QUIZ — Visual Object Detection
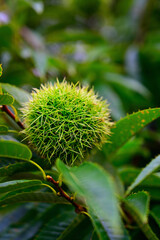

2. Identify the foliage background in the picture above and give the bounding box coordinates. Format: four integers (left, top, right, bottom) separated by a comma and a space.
0, 0, 160, 239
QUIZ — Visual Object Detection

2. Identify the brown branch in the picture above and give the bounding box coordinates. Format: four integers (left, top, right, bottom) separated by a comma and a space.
1, 105, 25, 129
46, 175, 87, 214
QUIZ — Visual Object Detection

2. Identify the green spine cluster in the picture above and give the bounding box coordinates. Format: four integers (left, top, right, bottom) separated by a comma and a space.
22, 81, 112, 166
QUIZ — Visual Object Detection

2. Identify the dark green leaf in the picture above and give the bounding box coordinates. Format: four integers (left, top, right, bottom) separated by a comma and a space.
119, 168, 160, 187
0, 192, 68, 207
104, 108, 160, 159
135, 187, 160, 201
0, 185, 44, 200
0, 94, 14, 105
122, 196, 158, 240
126, 191, 150, 223
36, 205, 76, 240
0, 205, 29, 235
0, 203, 56, 239
0, 162, 35, 177
0, 180, 42, 194
56, 159, 123, 239
126, 155, 160, 195
57, 215, 92, 240
91, 214, 110, 240
151, 206, 160, 228
0, 140, 32, 160
9, 204, 74, 240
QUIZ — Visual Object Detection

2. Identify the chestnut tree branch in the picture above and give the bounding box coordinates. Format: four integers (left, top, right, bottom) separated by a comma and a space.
46, 175, 87, 214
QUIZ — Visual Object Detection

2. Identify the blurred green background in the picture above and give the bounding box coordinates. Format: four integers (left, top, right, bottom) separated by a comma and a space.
0, 0, 160, 169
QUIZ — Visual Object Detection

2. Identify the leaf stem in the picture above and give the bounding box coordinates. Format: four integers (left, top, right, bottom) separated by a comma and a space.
46, 175, 87, 214
42, 183, 57, 195
1, 105, 25, 129
27, 159, 47, 180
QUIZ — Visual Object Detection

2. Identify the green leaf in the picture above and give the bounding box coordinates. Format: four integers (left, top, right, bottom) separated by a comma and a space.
0, 140, 32, 160
56, 159, 123, 240
0, 205, 31, 238
90, 214, 110, 240
0, 125, 8, 132
0, 185, 44, 200
150, 206, 160, 228
91, 214, 131, 240
1, 83, 30, 107
122, 196, 158, 240
36, 206, 76, 240
103, 108, 160, 159
0, 180, 42, 194
0, 94, 14, 105
57, 215, 92, 240
126, 155, 160, 195
119, 168, 160, 200
135, 187, 160, 201
0, 162, 35, 178
9, 205, 74, 240
126, 192, 150, 223
119, 168, 160, 187
0, 192, 68, 207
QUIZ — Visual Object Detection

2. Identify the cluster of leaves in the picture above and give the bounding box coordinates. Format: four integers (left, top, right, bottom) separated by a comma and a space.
1, 63, 160, 239
1, 0, 160, 239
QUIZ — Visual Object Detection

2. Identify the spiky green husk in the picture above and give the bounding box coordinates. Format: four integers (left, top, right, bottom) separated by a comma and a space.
22, 81, 111, 166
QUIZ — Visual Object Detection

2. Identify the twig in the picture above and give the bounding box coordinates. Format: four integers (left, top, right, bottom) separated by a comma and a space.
46, 175, 87, 214
1, 105, 25, 129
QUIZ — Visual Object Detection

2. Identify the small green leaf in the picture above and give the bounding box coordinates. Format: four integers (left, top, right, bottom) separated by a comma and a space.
0, 94, 14, 105
126, 155, 160, 195
0, 180, 42, 194
0, 125, 8, 132
104, 108, 160, 159
0, 192, 67, 207
126, 192, 150, 223
0, 140, 32, 160
56, 159, 123, 239
1, 83, 30, 107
